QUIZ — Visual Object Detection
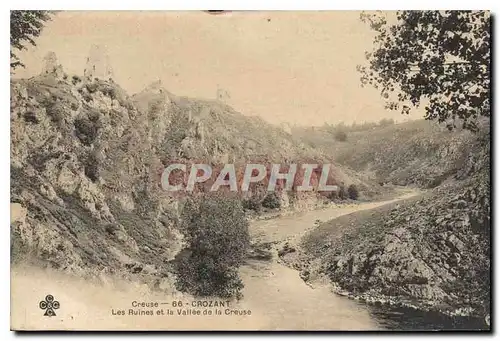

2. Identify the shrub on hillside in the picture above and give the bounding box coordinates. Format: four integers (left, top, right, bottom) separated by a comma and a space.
85, 82, 99, 94
242, 196, 261, 212
329, 184, 347, 201
11, 222, 30, 264
175, 193, 250, 298
23, 110, 38, 124
338, 184, 348, 200
84, 152, 100, 182
334, 130, 348, 142
45, 102, 66, 124
261, 192, 281, 209
81, 91, 93, 103
74, 116, 99, 146
347, 184, 359, 200
71, 75, 81, 85
97, 83, 118, 100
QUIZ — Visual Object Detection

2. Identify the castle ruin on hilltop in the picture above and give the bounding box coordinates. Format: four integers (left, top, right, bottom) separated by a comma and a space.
84, 44, 114, 80
41, 51, 64, 78
216, 85, 230, 103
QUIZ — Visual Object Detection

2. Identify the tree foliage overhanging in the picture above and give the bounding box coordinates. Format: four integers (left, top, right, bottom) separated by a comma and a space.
10, 10, 53, 70
358, 11, 490, 131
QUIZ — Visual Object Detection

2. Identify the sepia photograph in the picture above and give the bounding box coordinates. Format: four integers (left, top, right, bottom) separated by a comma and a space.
9, 9, 491, 331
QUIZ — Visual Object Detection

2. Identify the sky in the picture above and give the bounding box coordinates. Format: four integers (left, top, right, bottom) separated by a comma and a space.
13, 11, 422, 126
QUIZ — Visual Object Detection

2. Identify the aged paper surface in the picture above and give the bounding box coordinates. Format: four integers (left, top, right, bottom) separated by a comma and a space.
10, 10, 490, 331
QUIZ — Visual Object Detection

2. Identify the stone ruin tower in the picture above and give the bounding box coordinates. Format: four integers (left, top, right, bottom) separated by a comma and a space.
144, 79, 165, 95
41, 51, 64, 78
84, 44, 114, 80
216, 85, 230, 103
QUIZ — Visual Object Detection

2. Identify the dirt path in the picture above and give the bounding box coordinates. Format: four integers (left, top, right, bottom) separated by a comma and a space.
11, 189, 421, 331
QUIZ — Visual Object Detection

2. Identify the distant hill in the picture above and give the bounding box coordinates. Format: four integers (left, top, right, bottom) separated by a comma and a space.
294, 119, 481, 188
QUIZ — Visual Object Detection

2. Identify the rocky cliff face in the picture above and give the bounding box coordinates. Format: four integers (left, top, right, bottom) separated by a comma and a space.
10, 72, 183, 285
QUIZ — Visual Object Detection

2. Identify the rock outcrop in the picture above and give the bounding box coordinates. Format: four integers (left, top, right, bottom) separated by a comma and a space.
10, 75, 182, 283
301, 132, 490, 321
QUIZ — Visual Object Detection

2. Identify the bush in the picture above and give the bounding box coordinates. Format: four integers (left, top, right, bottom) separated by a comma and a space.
39, 96, 66, 124
261, 192, 281, 209
334, 130, 348, 142
378, 118, 395, 127
329, 184, 347, 201
347, 184, 359, 200
86, 83, 99, 94
74, 116, 99, 146
84, 152, 100, 182
11, 223, 30, 264
339, 185, 349, 200
175, 193, 250, 298
71, 75, 81, 85
23, 110, 38, 124
101, 86, 117, 100
82, 92, 93, 103
45, 102, 65, 123
87, 108, 101, 123
242, 196, 261, 212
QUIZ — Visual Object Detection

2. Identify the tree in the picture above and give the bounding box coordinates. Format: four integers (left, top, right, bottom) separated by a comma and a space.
333, 129, 348, 142
261, 192, 281, 209
347, 184, 359, 200
10, 10, 53, 69
378, 118, 395, 127
175, 193, 250, 298
329, 183, 347, 201
358, 11, 490, 131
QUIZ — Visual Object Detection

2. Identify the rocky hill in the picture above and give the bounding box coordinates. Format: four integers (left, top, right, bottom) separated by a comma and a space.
298, 128, 490, 322
10, 58, 380, 284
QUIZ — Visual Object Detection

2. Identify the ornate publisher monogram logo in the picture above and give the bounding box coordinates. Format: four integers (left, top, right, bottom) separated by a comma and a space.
39, 294, 60, 317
